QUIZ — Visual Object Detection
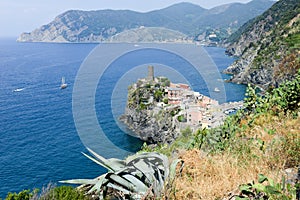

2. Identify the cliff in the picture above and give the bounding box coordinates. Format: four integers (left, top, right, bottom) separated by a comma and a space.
224, 0, 300, 89
17, 1, 274, 43
119, 75, 179, 144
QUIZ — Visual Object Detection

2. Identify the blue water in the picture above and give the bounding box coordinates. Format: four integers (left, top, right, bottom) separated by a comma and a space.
0, 38, 246, 198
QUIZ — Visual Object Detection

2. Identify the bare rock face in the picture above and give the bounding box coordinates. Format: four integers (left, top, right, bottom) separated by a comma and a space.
223, 0, 300, 90
17, 10, 108, 43
120, 107, 178, 144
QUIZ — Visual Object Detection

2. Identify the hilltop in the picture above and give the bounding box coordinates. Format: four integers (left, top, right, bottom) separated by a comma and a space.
108, 27, 189, 43
224, 0, 300, 89
17, 1, 274, 43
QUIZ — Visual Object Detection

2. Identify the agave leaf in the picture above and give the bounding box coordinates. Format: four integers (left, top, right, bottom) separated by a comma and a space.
106, 182, 131, 195
125, 152, 168, 166
87, 174, 107, 194
153, 168, 164, 195
86, 148, 125, 171
82, 152, 114, 171
125, 153, 147, 164
106, 182, 144, 200
108, 158, 126, 169
106, 173, 138, 192
130, 193, 143, 200
156, 168, 164, 187
62, 150, 173, 199
122, 174, 148, 194
126, 152, 169, 179
169, 159, 184, 182
59, 179, 98, 185
132, 159, 156, 185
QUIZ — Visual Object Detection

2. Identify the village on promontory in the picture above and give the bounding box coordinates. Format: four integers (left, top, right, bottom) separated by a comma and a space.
120, 66, 243, 144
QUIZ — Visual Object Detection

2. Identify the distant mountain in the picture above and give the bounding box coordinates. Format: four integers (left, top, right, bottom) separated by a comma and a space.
224, 0, 300, 89
108, 27, 188, 43
195, 0, 276, 41
17, 1, 274, 43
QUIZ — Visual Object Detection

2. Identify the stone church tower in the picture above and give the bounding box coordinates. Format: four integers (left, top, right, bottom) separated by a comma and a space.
147, 66, 154, 81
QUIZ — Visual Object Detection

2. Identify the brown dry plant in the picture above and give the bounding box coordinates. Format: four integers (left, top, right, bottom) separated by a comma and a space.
170, 114, 300, 200
171, 149, 281, 200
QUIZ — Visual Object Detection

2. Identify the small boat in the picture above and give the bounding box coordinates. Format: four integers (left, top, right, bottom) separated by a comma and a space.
60, 77, 68, 89
13, 88, 25, 92
214, 87, 220, 92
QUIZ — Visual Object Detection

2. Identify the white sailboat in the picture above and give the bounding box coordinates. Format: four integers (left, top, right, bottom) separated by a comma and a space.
214, 87, 220, 92
60, 77, 68, 89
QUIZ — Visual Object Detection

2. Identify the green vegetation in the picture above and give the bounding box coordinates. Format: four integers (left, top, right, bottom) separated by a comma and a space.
226, 0, 300, 88
160, 78, 170, 87
4, 186, 88, 200
227, 0, 299, 44
177, 115, 185, 122
5, 189, 38, 200
163, 98, 169, 104
142, 70, 300, 199
237, 174, 298, 199
127, 77, 170, 110
154, 89, 164, 102
183, 70, 299, 154
39, 186, 88, 200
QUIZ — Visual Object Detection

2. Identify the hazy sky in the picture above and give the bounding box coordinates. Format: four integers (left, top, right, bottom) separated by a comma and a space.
0, 0, 253, 37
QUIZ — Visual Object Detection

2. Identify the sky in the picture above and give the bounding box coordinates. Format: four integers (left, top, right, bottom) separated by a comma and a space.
0, 0, 253, 37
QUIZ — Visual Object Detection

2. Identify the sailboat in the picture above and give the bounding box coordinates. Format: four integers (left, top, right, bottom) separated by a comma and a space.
214, 87, 220, 92
60, 77, 68, 89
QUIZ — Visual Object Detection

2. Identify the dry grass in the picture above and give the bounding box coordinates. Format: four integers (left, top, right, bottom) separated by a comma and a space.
242, 113, 300, 168
170, 114, 300, 200
242, 112, 300, 141
171, 149, 280, 200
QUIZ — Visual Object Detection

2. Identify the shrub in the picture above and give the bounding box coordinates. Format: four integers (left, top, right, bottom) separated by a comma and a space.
5, 189, 38, 200
237, 174, 297, 199
163, 98, 168, 104
40, 186, 88, 200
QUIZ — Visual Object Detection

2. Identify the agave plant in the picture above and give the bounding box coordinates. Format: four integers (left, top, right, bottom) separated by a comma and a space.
60, 148, 183, 199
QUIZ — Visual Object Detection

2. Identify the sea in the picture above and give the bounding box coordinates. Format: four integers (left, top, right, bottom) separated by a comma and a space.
0, 38, 246, 198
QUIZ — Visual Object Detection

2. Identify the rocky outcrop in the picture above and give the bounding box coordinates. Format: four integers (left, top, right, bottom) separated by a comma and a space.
119, 74, 180, 144
224, 0, 300, 89
120, 107, 178, 144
